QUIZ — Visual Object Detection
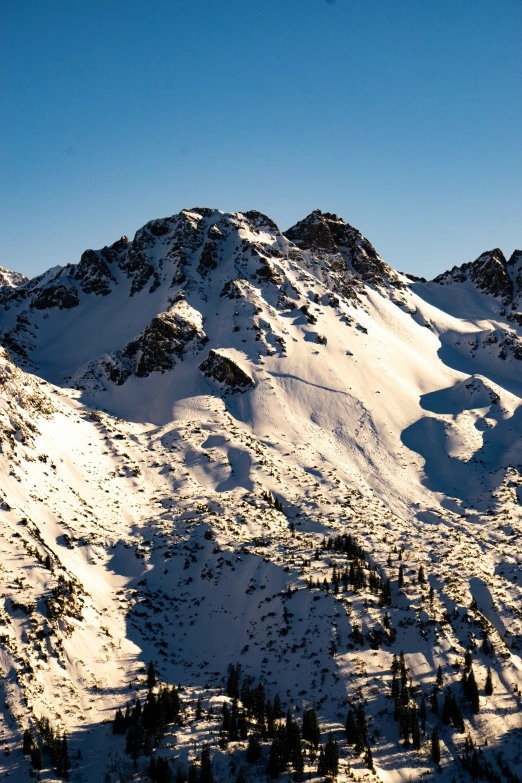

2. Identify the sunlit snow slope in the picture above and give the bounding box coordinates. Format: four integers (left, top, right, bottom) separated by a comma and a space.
0, 208, 520, 782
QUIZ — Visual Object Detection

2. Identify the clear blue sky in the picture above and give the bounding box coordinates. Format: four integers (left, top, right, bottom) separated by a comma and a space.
2, 0, 521, 279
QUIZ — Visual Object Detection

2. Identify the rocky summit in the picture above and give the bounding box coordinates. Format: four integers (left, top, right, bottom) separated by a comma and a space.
0, 208, 521, 782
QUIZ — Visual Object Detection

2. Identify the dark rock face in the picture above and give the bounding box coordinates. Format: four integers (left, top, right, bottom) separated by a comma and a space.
31, 284, 79, 310
243, 211, 280, 233
468, 250, 513, 301
105, 303, 207, 385
120, 229, 158, 297
285, 210, 338, 253
434, 248, 522, 305
75, 250, 116, 296
509, 250, 522, 300
284, 210, 400, 288
197, 239, 220, 277
199, 350, 254, 392
220, 280, 243, 299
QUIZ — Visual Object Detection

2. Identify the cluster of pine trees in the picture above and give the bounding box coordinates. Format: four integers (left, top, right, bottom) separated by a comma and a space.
112, 662, 181, 760
224, 664, 341, 781
414, 649, 503, 777
457, 735, 512, 783
171, 744, 215, 783
389, 651, 422, 750
309, 534, 393, 608
345, 704, 373, 770
322, 534, 365, 560
107, 650, 503, 783
22, 718, 71, 776
461, 649, 480, 714
316, 733, 339, 778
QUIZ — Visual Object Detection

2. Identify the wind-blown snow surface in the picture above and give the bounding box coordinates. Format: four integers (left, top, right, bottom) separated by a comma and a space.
0, 208, 521, 781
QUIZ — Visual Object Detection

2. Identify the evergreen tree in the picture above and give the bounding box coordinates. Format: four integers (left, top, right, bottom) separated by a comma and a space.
351, 622, 363, 645
411, 709, 421, 750
355, 704, 368, 754
379, 579, 392, 607
324, 732, 339, 776
149, 756, 173, 783
176, 767, 187, 783
364, 744, 374, 771
485, 667, 493, 696
316, 747, 326, 776
431, 727, 441, 766
435, 665, 444, 692
187, 763, 200, 783
471, 750, 480, 779
238, 713, 249, 740
235, 767, 247, 783
345, 709, 358, 746
418, 565, 426, 585
419, 696, 427, 731
453, 699, 465, 733
147, 661, 157, 691
442, 689, 465, 732
31, 745, 43, 771
441, 690, 452, 725
226, 664, 240, 699
399, 651, 408, 688
113, 708, 126, 734
464, 667, 480, 713
429, 586, 434, 604
195, 699, 203, 721
199, 745, 214, 783
23, 728, 34, 755
246, 732, 262, 763
430, 690, 439, 715
267, 740, 281, 779
302, 708, 320, 749
291, 742, 304, 782
265, 700, 275, 739
60, 734, 71, 777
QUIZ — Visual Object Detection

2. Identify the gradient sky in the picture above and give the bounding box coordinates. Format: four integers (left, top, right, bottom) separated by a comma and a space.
2, 0, 521, 279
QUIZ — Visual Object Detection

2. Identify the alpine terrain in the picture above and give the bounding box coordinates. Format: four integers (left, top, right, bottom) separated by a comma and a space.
0, 207, 521, 783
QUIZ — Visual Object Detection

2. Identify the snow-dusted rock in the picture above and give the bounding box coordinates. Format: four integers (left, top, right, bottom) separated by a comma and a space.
199, 349, 254, 391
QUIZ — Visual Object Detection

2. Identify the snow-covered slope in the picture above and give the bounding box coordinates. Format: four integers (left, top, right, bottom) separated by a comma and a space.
0, 265, 29, 289
0, 209, 521, 782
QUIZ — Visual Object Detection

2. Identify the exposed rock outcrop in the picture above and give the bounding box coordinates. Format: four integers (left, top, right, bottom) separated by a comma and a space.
285, 210, 401, 288
199, 350, 254, 392
0, 266, 28, 289
75, 249, 116, 296
104, 301, 207, 385
434, 248, 522, 306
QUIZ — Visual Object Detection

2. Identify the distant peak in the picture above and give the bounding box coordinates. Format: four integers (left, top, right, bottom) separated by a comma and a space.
434, 247, 516, 302
285, 210, 399, 287
0, 265, 29, 289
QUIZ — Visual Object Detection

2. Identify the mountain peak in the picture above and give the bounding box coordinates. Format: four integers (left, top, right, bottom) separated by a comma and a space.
0, 265, 29, 289
285, 210, 400, 286
434, 247, 520, 303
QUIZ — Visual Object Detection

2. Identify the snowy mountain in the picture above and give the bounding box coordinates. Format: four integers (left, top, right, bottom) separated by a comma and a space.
0, 265, 29, 289
0, 208, 521, 783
